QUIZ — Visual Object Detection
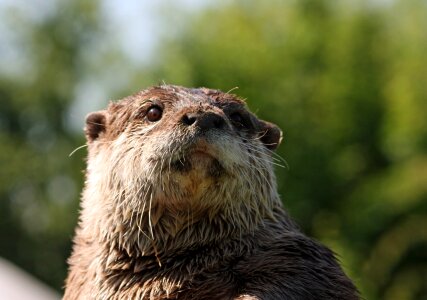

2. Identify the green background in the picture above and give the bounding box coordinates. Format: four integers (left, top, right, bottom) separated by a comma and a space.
1, 1, 426, 299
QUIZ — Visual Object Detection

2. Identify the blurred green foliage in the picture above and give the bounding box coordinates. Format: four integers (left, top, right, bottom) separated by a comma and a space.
1, 0, 426, 299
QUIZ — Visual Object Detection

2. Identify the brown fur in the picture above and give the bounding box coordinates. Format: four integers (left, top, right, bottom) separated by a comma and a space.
64, 85, 359, 299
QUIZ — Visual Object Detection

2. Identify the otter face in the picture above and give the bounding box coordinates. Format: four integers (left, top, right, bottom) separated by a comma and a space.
83, 85, 282, 242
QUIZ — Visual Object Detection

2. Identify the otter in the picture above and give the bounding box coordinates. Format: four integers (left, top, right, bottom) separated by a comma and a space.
64, 85, 359, 299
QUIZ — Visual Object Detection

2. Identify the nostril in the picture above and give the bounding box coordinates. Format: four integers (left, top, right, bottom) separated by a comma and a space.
182, 114, 197, 126
181, 112, 226, 130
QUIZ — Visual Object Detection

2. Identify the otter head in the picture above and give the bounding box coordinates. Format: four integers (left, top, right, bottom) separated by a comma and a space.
82, 85, 283, 255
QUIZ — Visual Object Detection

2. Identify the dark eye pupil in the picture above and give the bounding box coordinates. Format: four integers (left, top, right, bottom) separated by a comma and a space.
147, 106, 162, 122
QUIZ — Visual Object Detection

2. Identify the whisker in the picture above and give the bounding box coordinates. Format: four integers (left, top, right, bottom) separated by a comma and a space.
236, 141, 288, 169
69, 144, 88, 157
226, 86, 239, 94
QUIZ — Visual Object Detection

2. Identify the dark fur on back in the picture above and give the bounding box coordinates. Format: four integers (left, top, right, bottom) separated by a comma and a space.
64, 85, 359, 299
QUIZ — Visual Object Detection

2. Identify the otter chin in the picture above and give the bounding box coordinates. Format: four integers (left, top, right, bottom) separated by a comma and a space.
64, 85, 359, 300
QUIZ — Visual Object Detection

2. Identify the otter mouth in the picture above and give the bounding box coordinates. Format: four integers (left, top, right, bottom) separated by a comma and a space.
188, 143, 216, 159
170, 140, 225, 177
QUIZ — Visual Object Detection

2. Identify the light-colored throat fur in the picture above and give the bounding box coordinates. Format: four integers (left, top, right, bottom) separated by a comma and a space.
77, 128, 287, 261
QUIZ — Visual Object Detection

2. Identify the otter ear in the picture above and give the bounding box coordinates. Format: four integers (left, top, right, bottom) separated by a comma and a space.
85, 110, 107, 142
258, 120, 283, 151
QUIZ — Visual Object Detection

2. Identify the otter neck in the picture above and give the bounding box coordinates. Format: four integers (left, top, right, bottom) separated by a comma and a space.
81, 148, 286, 259
81, 185, 284, 260
106, 196, 283, 259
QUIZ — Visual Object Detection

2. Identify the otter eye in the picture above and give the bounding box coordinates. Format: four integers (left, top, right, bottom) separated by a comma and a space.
230, 112, 244, 126
146, 106, 163, 122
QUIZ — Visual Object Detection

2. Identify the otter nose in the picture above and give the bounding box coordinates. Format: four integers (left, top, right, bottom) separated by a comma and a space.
181, 112, 226, 130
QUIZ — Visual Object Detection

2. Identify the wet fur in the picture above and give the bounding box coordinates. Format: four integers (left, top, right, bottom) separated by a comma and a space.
64, 85, 359, 299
